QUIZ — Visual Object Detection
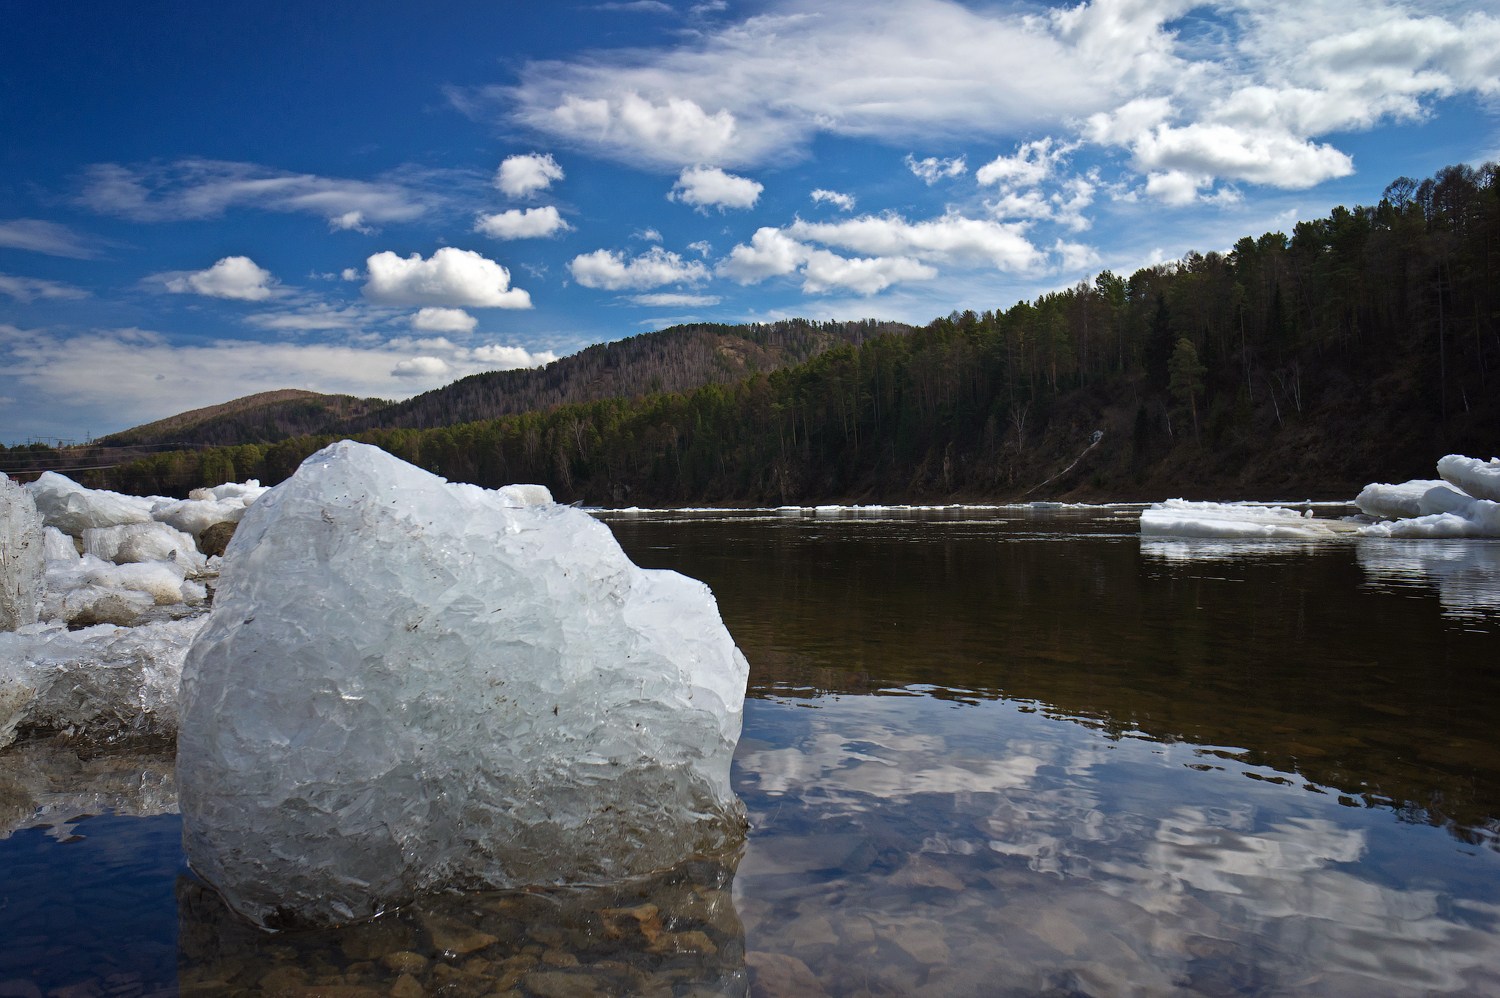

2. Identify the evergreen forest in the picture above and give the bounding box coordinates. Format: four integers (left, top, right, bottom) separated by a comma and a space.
12, 164, 1500, 505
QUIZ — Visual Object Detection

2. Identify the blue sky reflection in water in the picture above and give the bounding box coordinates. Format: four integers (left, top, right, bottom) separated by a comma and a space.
3, 508, 1500, 995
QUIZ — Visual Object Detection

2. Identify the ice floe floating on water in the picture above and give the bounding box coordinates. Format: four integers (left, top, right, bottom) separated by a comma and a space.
1142, 454, 1500, 541
177, 440, 748, 928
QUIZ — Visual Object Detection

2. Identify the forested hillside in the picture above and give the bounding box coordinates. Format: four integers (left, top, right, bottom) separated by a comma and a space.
352, 319, 912, 431
97, 390, 390, 448
97, 164, 1500, 503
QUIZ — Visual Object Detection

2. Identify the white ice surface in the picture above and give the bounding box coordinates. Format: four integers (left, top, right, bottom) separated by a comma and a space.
1140, 499, 1356, 540
495, 483, 553, 506
1355, 480, 1447, 520
1, 473, 45, 631
82, 522, 206, 574
0, 617, 204, 749
26, 472, 160, 535
0, 473, 256, 751
150, 497, 249, 538
177, 440, 748, 928
1359, 500, 1500, 538
1144, 455, 1500, 543
1438, 455, 1500, 503
42, 527, 79, 563
189, 480, 267, 503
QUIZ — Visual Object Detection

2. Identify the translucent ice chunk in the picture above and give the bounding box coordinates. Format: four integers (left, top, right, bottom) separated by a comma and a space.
43, 526, 80, 563
188, 480, 266, 503
1, 473, 44, 632
26, 471, 158, 535
0, 617, 205, 749
178, 441, 749, 928
151, 497, 250, 538
82, 522, 207, 574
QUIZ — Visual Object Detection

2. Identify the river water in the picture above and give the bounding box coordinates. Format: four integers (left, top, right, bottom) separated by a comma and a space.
3, 506, 1500, 996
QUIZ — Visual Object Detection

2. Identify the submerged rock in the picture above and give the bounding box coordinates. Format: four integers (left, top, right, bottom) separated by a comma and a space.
177, 440, 749, 928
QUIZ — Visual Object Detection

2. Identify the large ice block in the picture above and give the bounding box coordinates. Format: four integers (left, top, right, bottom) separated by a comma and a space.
177, 441, 749, 928
1, 473, 44, 632
1438, 454, 1500, 503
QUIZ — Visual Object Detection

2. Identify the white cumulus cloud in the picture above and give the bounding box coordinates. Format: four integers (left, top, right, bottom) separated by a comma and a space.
363, 247, 532, 309
787, 212, 1045, 271
1131, 122, 1355, 193
976, 138, 1073, 188
669, 165, 763, 211
163, 256, 277, 301
411, 307, 478, 333
540, 91, 741, 169
568, 246, 710, 290
392, 356, 452, 378
811, 189, 856, 211
717, 227, 936, 295
495, 153, 565, 197
474, 205, 572, 239
801, 250, 935, 295
905, 154, 967, 184
717, 227, 809, 284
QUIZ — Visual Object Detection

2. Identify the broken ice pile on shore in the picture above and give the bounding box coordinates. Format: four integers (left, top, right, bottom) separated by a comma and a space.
178, 440, 749, 928
0, 470, 265, 748
25, 470, 266, 628
1141, 454, 1500, 540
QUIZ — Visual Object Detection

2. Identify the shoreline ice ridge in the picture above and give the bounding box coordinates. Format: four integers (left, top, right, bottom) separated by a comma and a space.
1141, 454, 1500, 541
0, 469, 267, 749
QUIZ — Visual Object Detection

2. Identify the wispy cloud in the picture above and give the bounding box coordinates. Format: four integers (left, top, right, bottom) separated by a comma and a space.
0, 273, 89, 302
78, 158, 432, 229
595, 0, 674, 12
0, 219, 103, 259
627, 292, 722, 307
786, 212, 1045, 271
473, 0, 1500, 202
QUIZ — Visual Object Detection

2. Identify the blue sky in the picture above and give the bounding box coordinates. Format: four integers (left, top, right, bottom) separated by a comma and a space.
2, 0, 1497, 444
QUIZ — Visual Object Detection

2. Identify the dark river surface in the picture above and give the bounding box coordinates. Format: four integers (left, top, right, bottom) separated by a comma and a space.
4, 505, 1500, 996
